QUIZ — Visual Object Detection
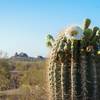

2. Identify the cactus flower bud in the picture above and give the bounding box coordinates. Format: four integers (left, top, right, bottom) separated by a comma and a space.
83, 18, 91, 29
93, 26, 99, 34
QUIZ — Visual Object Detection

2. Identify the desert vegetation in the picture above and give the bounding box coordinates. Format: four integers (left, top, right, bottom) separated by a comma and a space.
0, 58, 48, 100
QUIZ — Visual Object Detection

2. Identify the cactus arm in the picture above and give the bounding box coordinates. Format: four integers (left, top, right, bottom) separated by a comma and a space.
46, 34, 55, 48
71, 40, 75, 100
81, 54, 87, 100
90, 27, 99, 41
48, 33, 66, 100
92, 56, 98, 100
48, 34, 71, 100
83, 18, 91, 30
75, 40, 82, 99
71, 40, 82, 100
80, 45, 98, 100
96, 30, 100, 55
85, 52, 93, 99
48, 40, 60, 100
60, 38, 71, 100
56, 37, 71, 100
46, 41, 53, 48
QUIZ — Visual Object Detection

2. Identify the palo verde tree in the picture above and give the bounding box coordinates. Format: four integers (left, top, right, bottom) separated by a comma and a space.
46, 18, 100, 100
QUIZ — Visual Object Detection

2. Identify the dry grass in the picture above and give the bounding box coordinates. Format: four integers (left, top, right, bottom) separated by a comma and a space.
0, 59, 49, 100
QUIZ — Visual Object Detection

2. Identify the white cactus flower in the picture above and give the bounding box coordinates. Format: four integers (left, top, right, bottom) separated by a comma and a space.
65, 26, 84, 40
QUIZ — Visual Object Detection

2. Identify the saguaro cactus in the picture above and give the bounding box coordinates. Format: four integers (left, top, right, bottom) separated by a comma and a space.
47, 19, 99, 100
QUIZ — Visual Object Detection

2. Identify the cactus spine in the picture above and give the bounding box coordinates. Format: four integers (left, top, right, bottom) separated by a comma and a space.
48, 19, 99, 100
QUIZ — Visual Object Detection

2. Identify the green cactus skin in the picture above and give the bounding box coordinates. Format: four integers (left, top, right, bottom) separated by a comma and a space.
70, 40, 82, 100
90, 26, 99, 41
84, 28, 92, 39
81, 51, 97, 100
48, 33, 64, 100
48, 38, 98, 100
83, 18, 91, 30
93, 27, 99, 34
48, 32, 71, 100
46, 34, 55, 48
48, 19, 99, 100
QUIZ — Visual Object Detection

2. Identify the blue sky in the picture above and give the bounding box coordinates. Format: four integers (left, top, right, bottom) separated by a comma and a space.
0, 0, 100, 57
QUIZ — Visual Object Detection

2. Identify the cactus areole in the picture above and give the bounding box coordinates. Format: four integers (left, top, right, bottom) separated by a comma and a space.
48, 25, 98, 100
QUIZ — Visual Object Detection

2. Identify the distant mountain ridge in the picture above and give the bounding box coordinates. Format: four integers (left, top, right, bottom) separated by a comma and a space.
10, 52, 45, 61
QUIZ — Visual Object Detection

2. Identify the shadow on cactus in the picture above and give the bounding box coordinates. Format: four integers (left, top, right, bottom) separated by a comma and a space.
46, 18, 100, 100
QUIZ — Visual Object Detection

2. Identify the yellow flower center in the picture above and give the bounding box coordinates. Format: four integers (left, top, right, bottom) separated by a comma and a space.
70, 30, 78, 36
